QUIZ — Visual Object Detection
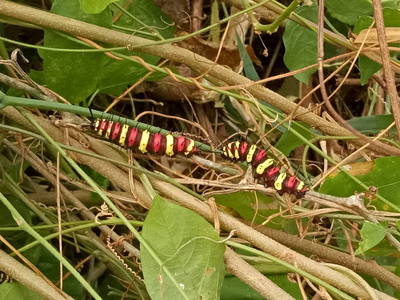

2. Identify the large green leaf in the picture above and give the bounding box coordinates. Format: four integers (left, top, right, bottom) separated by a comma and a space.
79, 0, 118, 14
347, 115, 395, 134
0, 283, 42, 300
325, 0, 372, 25
355, 221, 387, 255
382, 0, 400, 9
274, 122, 313, 156
111, 0, 175, 40
215, 192, 278, 224
41, 0, 112, 104
97, 0, 175, 95
283, 5, 337, 84
141, 196, 225, 300
319, 156, 400, 211
221, 276, 264, 300
221, 274, 302, 299
381, 7, 400, 27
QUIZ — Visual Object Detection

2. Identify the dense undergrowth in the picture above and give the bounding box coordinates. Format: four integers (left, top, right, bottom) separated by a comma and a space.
0, 0, 399, 299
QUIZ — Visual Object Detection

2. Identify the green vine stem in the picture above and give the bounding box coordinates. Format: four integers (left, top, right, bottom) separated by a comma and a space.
247, 0, 303, 34
0, 91, 216, 153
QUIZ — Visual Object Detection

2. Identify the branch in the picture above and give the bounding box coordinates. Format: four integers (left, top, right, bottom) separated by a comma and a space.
224, 247, 295, 299
0, 249, 74, 300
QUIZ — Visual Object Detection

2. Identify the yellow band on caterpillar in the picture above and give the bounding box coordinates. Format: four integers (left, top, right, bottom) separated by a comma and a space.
119, 124, 129, 146
274, 172, 287, 190
246, 144, 257, 163
166, 134, 174, 156
105, 121, 113, 139
139, 130, 150, 153
297, 181, 305, 192
223, 146, 229, 157
95, 119, 101, 132
226, 142, 234, 159
185, 139, 195, 155
234, 141, 240, 159
255, 159, 274, 175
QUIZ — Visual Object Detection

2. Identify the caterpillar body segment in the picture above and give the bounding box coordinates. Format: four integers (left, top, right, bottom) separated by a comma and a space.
221, 141, 308, 198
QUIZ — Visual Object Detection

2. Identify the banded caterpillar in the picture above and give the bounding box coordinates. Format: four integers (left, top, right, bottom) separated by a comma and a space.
90, 118, 197, 157
0, 272, 12, 284
222, 141, 308, 198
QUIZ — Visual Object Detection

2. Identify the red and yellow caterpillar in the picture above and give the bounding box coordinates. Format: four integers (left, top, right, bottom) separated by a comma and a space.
222, 141, 307, 198
90, 118, 197, 157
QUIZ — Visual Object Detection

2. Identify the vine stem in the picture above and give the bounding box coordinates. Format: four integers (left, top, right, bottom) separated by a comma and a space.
255, 0, 302, 33
0, 91, 217, 152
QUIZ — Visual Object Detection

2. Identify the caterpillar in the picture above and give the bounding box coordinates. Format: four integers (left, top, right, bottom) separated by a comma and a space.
0, 272, 12, 284
90, 118, 197, 157
222, 141, 308, 198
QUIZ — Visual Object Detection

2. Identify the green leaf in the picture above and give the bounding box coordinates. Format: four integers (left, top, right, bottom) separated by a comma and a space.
319, 156, 400, 211
355, 221, 387, 255
221, 276, 264, 300
112, 0, 175, 40
347, 115, 395, 134
382, 7, 400, 26
97, 58, 157, 94
0, 283, 42, 300
274, 122, 313, 156
353, 14, 381, 85
98, 0, 175, 95
222, 274, 302, 300
236, 33, 259, 81
325, 0, 372, 25
214, 192, 289, 230
353, 16, 373, 34
79, 0, 118, 14
382, 0, 400, 9
141, 196, 225, 300
283, 5, 337, 84
41, 0, 111, 104
359, 56, 381, 85
0, 195, 31, 228
353, 9, 400, 85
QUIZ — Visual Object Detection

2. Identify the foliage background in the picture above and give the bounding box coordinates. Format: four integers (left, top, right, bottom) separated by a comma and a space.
0, 0, 399, 299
